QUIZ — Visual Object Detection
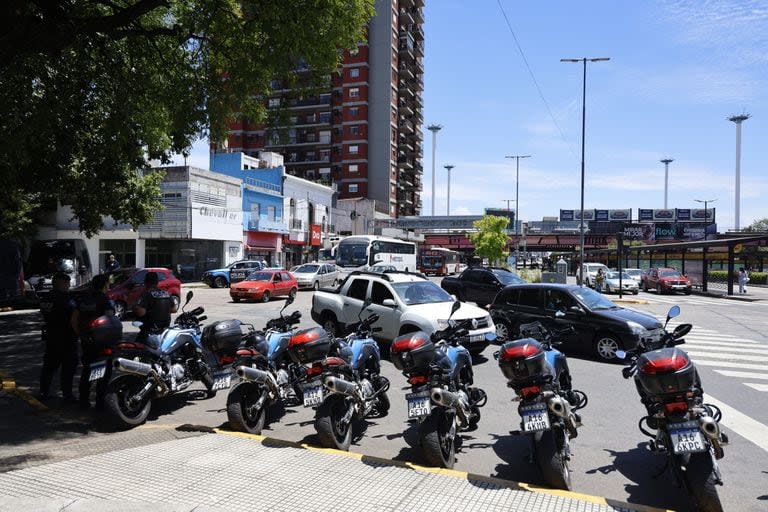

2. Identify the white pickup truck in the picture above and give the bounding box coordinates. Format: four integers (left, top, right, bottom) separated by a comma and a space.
310, 271, 495, 354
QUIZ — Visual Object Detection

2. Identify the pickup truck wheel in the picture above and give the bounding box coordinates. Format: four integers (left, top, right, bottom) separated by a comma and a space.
214, 276, 228, 288
322, 315, 339, 338
495, 320, 511, 343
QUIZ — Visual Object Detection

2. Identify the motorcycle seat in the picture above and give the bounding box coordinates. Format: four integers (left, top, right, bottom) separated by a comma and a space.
144, 334, 161, 350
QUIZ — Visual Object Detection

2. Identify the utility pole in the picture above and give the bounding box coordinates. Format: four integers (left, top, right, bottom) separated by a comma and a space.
728, 113, 750, 231
561, 56, 610, 286
444, 164, 455, 215
660, 158, 673, 209
427, 124, 443, 217
695, 198, 717, 240
505, 155, 531, 263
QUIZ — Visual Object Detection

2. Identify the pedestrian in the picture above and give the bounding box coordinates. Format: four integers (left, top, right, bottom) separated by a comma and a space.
260, 257, 268, 270
595, 268, 606, 293
105, 254, 120, 276
38, 272, 78, 401
133, 271, 177, 342
71, 274, 115, 409
738, 267, 749, 294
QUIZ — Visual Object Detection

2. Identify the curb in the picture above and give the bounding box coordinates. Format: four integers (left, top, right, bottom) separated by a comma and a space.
181, 282, 211, 289
0, 370, 48, 412
612, 298, 650, 304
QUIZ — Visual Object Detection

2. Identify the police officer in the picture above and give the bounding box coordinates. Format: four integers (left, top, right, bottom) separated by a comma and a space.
39, 273, 78, 401
71, 273, 115, 409
133, 271, 177, 341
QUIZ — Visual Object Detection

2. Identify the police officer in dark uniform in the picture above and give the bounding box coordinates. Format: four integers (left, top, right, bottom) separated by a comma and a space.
71, 273, 115, 409
134, 271, 177, 341
39, 272, 78, 401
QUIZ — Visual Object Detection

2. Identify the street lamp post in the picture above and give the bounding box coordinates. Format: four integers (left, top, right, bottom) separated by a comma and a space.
728, 113, 750, 231
444, 164, 455, 215
505, 155, 531, 263
695, 198, 717, 240
561, 56, 610, 287
660, 158, 673, 209
427, 124, 443, 216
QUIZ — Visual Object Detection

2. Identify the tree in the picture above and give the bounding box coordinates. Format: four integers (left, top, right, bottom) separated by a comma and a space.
0, 0, 374, 239
743, 218, 768, 233
469, 215, 509, 265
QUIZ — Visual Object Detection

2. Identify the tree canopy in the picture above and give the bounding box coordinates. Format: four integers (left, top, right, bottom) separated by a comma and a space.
469, 215, 509, 264
743, 218, 768, 233
0, 0, 374, 239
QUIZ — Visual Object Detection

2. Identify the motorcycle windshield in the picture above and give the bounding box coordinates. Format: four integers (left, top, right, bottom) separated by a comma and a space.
160, 328, 198, 354
267, 331, 292, 361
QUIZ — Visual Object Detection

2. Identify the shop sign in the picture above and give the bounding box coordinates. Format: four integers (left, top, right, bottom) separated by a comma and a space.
192, 203, 243, 240
310, 224, 322, 246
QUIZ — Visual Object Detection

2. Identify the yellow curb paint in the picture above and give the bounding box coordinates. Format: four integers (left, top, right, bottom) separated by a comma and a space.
0, 370, 49, 411
211, 427, 671, 512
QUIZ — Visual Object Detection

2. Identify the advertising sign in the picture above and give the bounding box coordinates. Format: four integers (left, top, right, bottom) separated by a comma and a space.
310, 224, 322, 246
595, 209, 609, 221
574, 209, 595, 221
638, 209, 654, 221
692, 208, 715, 222
191, 203, 243, 241
608, 209, 631, 221
676, 209, 691, 221
682, 225, 706, 241
654, 223, 680, 240
652, 209, 676, 222
560, 209, 574, 221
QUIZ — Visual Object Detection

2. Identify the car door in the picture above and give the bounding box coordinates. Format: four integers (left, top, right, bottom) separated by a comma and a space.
543, 289, 581, 346
318, 265, 329, 288
515, 288, 545, 335
478, 271, 503, 305
126, 270, 147, 306
461, 269, 484, 303
367, 281, 400, 341
229, 262, 249, 284
342, 278, 370, 326
281, 272, 294, 294
270, 272, 282, 296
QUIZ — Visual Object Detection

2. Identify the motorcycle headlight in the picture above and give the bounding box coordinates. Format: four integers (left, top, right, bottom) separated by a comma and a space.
627, 321, 646, 336
436, 319, 449, 329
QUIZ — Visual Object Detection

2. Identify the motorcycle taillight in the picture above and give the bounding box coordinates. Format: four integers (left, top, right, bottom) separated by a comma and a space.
408, 374, 428, 386
306, 363, 322, 377
664, 401, 688, 414
99, 347, 113, 356
519, 385, 541, 398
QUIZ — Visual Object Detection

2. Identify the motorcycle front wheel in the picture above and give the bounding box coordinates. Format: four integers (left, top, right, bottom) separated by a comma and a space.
680, 452, 723, 512
534, 427, 572, 490
226, 383, 268, 435
419, 408, 457, 468
315, 395, 352, 451
104, 376, 152, 430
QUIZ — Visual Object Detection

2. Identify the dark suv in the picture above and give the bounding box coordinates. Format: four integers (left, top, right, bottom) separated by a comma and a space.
440, 267, 525, 307
489, 283, 662, 361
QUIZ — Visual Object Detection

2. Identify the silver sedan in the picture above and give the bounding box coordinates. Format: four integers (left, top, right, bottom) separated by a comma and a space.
603, 271, 639, 294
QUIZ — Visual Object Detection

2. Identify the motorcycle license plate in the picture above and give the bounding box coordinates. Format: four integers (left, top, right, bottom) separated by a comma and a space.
669, 422, 706, 454
89, 361, 107, 382
406, 391, 431, 419
303, 381, 324, 407
520, 402, 551, 432
211, 371, 232, 391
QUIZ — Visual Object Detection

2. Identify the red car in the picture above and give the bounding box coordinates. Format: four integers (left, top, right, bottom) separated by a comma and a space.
107, 267, 182, 319
642, 267, 692, 295
229, 270, 298, 303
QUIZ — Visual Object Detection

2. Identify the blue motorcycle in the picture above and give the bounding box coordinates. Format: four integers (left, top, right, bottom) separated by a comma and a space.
106, 291, 225, 429
308, 299, 390, 450
494, 320, 587, 490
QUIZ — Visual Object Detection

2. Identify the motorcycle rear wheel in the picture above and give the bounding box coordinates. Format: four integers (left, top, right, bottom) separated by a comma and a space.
681, 452, 723, 512
315, 395, 352, 451
226, 383, 268, 435
419, 408, 457, 468
105, 376, 152, 430
534, 427, 572, 490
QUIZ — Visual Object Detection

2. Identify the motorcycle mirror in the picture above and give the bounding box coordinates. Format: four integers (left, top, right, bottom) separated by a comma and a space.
449, 300, 461, 319
555, 310, 565, 318
131, 320, 143, 328
185, 290, 193, 305
615, 350, 627, 360
286, 295, 294, 306
666, 305, 680, 321
672, 323, 692, 339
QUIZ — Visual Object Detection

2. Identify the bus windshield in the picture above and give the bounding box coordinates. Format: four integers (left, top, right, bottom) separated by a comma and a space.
336, 243, 368, 267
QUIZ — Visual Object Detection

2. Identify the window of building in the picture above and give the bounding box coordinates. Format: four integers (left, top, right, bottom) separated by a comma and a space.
268, 98, 280, 108
349, 87, 359, 98
350, 68, 360, 78
349, 184, 359, 193
349, 164, 359, 173
320, 93, 331, 104
349, 107, 359, 117
319, 112, 331, 123
319, 130, 331, 144
349, 145, 359, 154
349, 125, 360, 136
267, 206, 276, 221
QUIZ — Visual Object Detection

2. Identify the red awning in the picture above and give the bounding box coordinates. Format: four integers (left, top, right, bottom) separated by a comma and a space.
246, 231, 280, 250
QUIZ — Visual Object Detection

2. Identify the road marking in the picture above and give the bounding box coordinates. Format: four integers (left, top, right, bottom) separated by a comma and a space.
704, 393, 768, 453
687, 351, 768, 363
744, 383, 768, 392
716, 370, 768, 380
683, 337, 759, 345
684, 344, 768, 355
695, 360, 768, 371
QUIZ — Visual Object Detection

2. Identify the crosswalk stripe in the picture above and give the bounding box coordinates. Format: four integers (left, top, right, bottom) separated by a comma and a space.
744, 383, 768, 392
684, 339, 765, 349
684, 344, 768, 355
716, 370, 768, 380
686, 351, 768, 362
693, 360, 768, 371
683, 332, 744, 340
704, 393, 768, 453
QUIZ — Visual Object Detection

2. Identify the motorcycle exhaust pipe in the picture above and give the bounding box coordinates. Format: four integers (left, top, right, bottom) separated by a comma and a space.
113, 358, 153, 377
699, 415, 721, 441
323, 376, 359, 398
236, 366, 279, 395
431, 387, 460, 409
547, 395, 571, 419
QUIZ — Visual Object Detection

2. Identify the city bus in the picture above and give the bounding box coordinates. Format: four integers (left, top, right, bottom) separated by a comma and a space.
419, 247, 461, 276
334, 235, 417, 273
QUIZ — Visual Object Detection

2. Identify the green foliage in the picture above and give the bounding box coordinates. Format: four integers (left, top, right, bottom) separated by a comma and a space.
0, 0, 374, 237
708, 270, 766, 285
742, 218, 768, 233
518, 269, 541, 283
469, 215, 509, 265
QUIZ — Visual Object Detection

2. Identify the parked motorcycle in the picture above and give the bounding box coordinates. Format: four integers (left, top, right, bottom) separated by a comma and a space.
616, 305, 728, 512
105, 291, 224, 429
494, 320, 588, 490
308, 300, 391, 450
391, 300, 489, 468
226, 296, 307, 434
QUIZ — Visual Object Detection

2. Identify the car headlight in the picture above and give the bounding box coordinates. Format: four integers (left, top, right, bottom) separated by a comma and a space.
437, 319, 449, 329
627, 321, 646, 335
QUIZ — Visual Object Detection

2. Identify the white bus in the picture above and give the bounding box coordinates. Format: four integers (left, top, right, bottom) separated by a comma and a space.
335, 236, 417, 273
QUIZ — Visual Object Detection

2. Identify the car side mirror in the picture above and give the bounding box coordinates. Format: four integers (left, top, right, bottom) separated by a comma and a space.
555, 310, 565, 318
569, 305, 585, 315
382, 298, 397, 308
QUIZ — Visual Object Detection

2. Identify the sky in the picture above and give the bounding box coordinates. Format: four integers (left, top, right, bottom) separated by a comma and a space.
177, 0, 768, 232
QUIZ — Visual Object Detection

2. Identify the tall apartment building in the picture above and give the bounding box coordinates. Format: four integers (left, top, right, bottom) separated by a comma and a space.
221, 0, 424, 218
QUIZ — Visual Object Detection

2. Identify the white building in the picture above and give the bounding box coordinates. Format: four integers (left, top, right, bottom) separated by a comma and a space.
283, 175, 335, 266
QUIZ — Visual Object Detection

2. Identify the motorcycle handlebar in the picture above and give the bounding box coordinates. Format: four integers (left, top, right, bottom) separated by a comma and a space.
189, 306, 205, 316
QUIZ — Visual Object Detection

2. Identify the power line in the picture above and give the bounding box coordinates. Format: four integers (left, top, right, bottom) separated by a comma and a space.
495, 0, 578, 159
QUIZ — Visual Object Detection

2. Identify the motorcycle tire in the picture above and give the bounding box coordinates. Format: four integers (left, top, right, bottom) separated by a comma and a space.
226, 383, 268, 435
104, 376, 152, 430
681, 452, 723, 512
534, 427, 572, 490
419, 408, 457, 468
315, 395, 352, 451
373, 390, 390, 417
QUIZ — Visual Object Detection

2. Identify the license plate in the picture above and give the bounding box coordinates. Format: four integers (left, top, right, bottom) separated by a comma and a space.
211, 371, 232, 391
469, 334, 484, 342
89, 361, 107, 381
303, 381, 324, 407
669, 422, 706, 454
406, 391, 431, 419
520, 402, 551, 432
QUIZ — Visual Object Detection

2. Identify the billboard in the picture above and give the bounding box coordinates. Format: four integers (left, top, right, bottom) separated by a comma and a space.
575, 209, 595, 221
638, 209, 654, 221
608, 209, 631, 221
560, 209, 574, 221
691, 208, 715, 222
652, 209, 676, 222
310, 224, 322, 246
595, 209, 609, 221
676, 209, 691, 221
623, 223, 656, 241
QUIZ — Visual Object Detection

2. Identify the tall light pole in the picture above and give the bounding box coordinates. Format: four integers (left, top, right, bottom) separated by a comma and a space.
561, 56, 610, 286
695, 198, 717, 240
427, 124, 443, 216
505, 155, 531, 262
728, 113, 750, 231
660, 158, 673, 208
444, 165, 456, 215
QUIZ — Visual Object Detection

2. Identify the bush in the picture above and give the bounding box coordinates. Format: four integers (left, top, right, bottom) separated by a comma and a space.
707, 270, 766, 284
518, 269, 541, 283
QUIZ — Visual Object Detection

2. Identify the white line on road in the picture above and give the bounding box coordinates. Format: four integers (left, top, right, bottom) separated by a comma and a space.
681, 332, 744, 340
716, 370, 768, 380
687, 351, 768, 362
695, 360, 768, 371
704, 393, 768, 453
685, 339, 762, 348
744, 383, 768, 392
684, 344, 768, 355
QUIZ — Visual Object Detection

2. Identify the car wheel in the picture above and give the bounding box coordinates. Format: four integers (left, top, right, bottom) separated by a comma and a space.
322, 315, 340, 339
593, 333, 622, 361
633, 290, 639, 295
232, 297, 240, 303
261, 290, 270, 303
289, 288, 297, 299
495, 320, 512, 343
114, 300, 127, 320
313, 281, 320, 291
214, 276, 228, 288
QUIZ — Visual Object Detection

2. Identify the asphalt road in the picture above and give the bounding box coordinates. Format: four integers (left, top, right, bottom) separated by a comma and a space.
3, 281, 768, 511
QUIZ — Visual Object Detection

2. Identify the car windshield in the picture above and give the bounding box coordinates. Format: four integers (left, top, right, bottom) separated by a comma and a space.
391, 281, 453, 305
572, 287, 618, 311
606, 272, 631, 280
493, 270, 525, 285
336, 243, 368, 267
659, 269, 682, 278
245, 271, 272, 281
295, 264, 319, 273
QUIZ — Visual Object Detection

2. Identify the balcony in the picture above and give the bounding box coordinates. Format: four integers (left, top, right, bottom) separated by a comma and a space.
398, 100, 413, 116
246, 214, 288, 234
243, 177, 282, 196
398, 157, 414, 169
287, 96, 332, 109
398, 8, 414, 25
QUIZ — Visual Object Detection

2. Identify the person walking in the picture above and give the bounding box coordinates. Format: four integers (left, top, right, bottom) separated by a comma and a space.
595, 268, 606, 293
38, 273, 78, 401
738, 267, 749, 294
71, 274, 115, 409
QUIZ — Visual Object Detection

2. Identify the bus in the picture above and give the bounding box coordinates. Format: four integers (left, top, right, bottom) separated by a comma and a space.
419, 247, 461, 276
334, 236, 417, 273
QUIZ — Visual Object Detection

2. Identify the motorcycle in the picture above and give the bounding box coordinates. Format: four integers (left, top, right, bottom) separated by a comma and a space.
391, 300, 489, 468
616, 305, 728, 512
105, 291, 224, 429
308, 299, 391, 450
494, 320, 588, 490
226, 296, 307, 434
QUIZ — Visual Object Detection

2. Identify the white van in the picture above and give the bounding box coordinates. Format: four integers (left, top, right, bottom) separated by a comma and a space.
581, 263, 609, 288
